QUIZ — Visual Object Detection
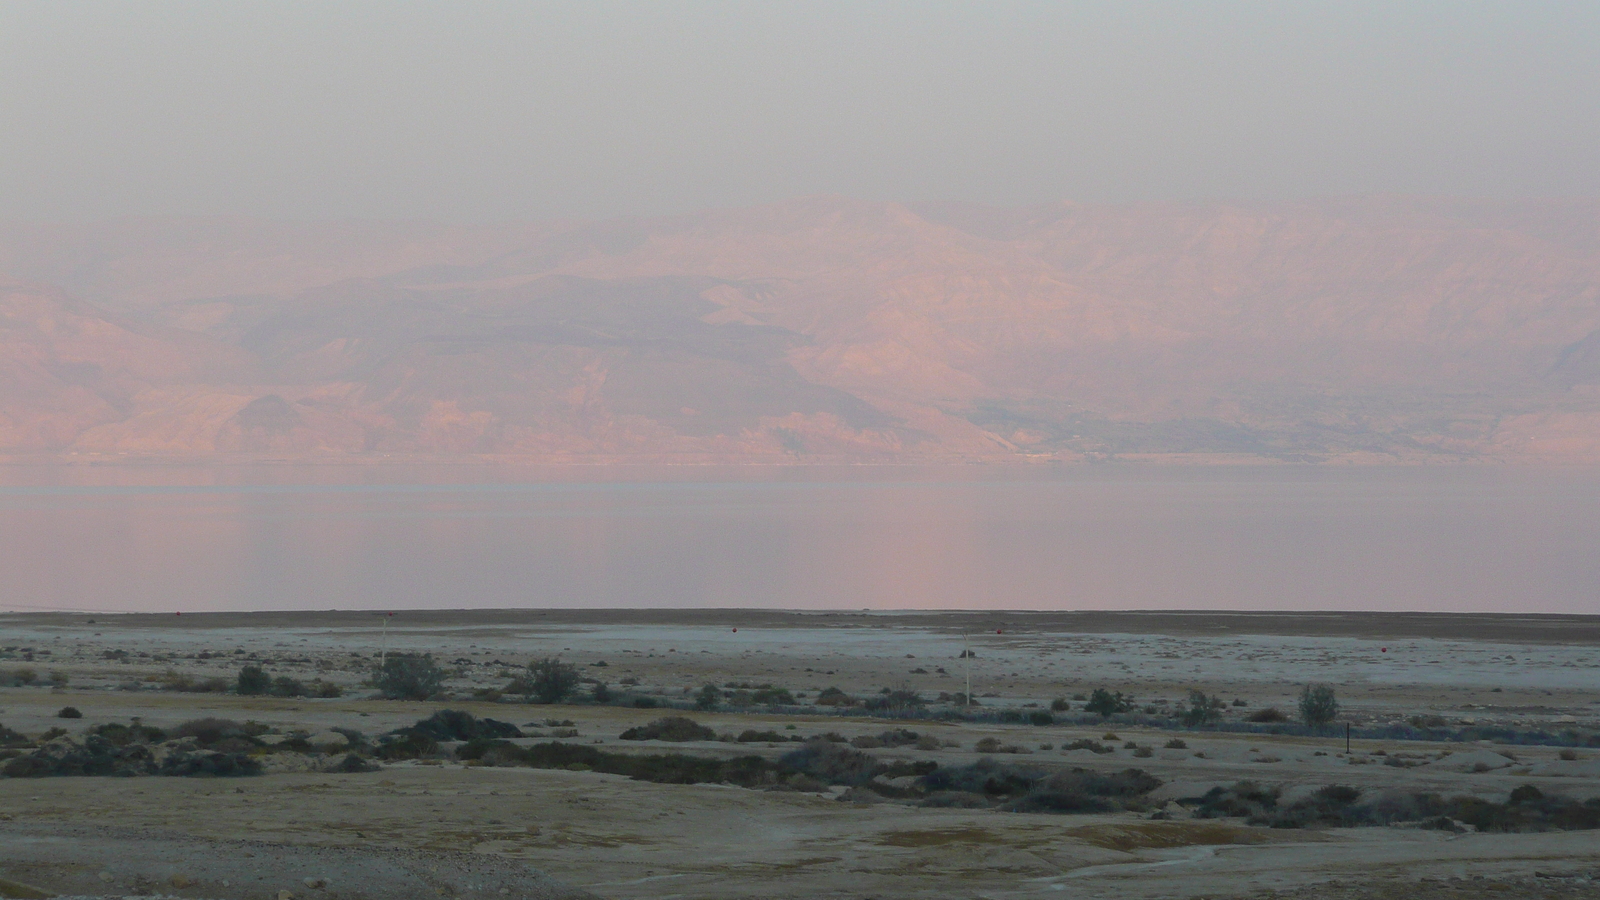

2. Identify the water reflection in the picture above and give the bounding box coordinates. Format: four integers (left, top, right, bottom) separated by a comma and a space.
0, 466, 1596, 614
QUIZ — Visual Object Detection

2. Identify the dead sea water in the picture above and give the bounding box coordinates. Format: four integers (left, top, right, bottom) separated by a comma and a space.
0, 466, 1596, 614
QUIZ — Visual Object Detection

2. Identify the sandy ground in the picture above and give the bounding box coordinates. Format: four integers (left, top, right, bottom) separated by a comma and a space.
2, 610, 1599, 899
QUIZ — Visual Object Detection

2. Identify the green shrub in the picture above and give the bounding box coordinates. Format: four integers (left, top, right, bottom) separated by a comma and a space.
1247, 707, 1287, 723
1182, 690, 1224, 727
525, 657, 581, 704
56, 706, 82, 719
1085, 688, 1132, 718
1298, 684, 1340, 728
1049, 698, 1071, 712
236, 665, 271, 695
374, 654, 446, 701
695, 683, 721, 710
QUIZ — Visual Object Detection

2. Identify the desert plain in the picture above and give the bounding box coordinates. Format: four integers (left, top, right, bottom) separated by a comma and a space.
1, 609, 1599, 900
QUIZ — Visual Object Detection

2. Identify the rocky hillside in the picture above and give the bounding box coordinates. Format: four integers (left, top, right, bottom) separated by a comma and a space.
2, 195, 1599, 462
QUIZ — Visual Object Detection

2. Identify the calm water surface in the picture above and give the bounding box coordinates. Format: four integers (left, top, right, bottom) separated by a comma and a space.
0, 466, 1596, 614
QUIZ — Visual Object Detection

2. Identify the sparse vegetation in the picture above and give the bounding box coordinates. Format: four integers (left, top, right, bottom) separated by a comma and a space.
56, 706, 83, 719
1192, 780, 1600, 832
1182, 689, 1224, 726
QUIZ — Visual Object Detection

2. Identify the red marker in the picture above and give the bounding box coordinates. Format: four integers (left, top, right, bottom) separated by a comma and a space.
732, 628, 737, 633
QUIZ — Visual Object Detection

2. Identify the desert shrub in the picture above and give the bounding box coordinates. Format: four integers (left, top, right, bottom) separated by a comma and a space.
375, 730, 440, 760
1182, 690, 1225, 727
326, 753, 380, 773
1194, 781, 1283, 821
1084, 688, 1132, 718
406, 709, 523, 742
375, 654, 446, 700
0, 723, 30, 748
633, 696, 658, 709
310, 680, 342, 698
1299, 684, 1340, 728
56, 706, 83, 719
1028, 711, 1054, 726
914, 734, 942, 751
1007, 768, 1162, 813
89, 721, 167, 746
1133, 746, 1154, 758
1049, 698, 1071, 712
591, 682, 611, 703
974, 737, 1025, 754
780, 740, 882, 785
1062, 739, 1113, 754
38, 727, 67, 742
270, 676, 307, 697
1247, 707, 1287, 723
516, 742, 780, 787
864, 688, 925, 714
1, 668, 38, 687
525, 657, 582, 704
850, 734, 883, 749
814, 687, 853, 707
1164, 738, 1188, 749
4, 735, 260, 778
751, 687, 796, 706
736, 729, 800, 743
236, 665, 271, 695
1559, 749, 1580, 761
171, 718, 259, 750
695, 683, 722, 710
619, 716, 716, 742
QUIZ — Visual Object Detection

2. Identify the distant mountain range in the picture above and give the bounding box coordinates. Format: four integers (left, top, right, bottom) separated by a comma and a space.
3, 195, 1600, 463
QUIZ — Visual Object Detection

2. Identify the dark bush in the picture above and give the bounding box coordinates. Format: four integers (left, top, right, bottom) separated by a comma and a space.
780, 740, 882, 786
751, 687, 796, 706
270, 676, 307, 697
56, 707, 82, 719
327, 753, 380, 773
815, 687, 854, 707
89, 721, 167, 746
525, 657, 582, 704
1084, 688, 1132, 718
695, 684, 721, 710
1028, 711, 1054, 726
619, 716, 715, 742
1247, 707, 1287, 723
736, 729, 799, 743
1182, 690, 1224, 727
375, 730, 440, 760
405, 709, 523, 742
1299, 684, 1340, 728
374, 653, 446, 700
1049, 698, 1071, 712
171, 718, 257, 749
236, 665, 271, 695
0, 723, 30, 748
1062, 739, 1113, 754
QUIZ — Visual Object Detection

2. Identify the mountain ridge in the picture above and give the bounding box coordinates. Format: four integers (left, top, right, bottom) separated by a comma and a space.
3, 195, 1600, 463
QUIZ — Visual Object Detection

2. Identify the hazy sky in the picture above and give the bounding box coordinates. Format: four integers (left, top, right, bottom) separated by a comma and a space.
3, 1, 1598, 221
